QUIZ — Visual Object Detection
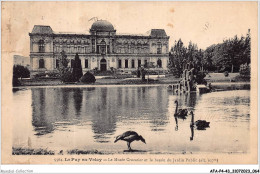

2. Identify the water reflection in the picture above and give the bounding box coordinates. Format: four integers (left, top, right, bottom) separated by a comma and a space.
12, 87, 250, 153
30, 86, 169, 142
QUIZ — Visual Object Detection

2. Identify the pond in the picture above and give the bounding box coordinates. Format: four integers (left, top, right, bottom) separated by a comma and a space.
12, 85, 250, 154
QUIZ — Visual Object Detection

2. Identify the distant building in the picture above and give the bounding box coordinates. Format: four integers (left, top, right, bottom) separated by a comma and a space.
13, 55, 30, 69
29, 20, 169, 75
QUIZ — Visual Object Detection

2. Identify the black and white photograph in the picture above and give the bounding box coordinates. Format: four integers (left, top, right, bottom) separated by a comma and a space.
1, 1, 258, 170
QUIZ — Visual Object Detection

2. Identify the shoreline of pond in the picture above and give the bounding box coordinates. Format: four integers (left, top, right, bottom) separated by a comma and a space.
13, 81, 250, 89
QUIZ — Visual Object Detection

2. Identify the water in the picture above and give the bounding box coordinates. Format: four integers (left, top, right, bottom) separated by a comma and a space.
12, 86, 250, 154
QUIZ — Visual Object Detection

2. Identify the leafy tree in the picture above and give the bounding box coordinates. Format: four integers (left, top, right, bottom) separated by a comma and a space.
58, 50, 69, 75
203, 30, 251, 73
239, 63, 250, 78
13, 65, 30, 79
72, 53, 83, 81
58, 50, 73, 82
168, 39, 187, 77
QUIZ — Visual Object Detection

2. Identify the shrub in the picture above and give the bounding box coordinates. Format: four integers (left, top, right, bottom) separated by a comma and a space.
12, 77, 21, 87
195, 72, 207, 85
224, 71, 229, 77
13, 65, 30, 79
72, 53, 83, 81
60, 71, 75, 83
79, 72, 96, 84
46, 72, 60, 78
239, 63, 250, 78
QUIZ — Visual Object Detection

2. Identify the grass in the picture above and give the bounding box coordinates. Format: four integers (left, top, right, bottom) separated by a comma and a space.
14, 73, 249, 87
67, 149, 103, 155
12, 147, 55, 155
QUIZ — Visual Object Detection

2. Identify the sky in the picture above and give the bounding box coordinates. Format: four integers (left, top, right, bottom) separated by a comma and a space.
2, 1, 258, 57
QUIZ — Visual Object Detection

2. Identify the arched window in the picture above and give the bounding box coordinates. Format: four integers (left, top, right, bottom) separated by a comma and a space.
157, 59, 162, 68
38, 40, 45, 52
39, 59, 45, 68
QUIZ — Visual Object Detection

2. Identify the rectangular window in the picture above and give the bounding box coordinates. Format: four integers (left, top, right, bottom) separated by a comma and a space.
39, 40, 45, 53
56, 59, 59, 68
138, 60, 141, 67
112, 39, 115, 53
107, 45, 110, 54
144, 60, 148, 68
157, 43, 162, 54
131, 59, 135, 68
118, 59, 122, 68
97, 45, 100, 54
92, 39, 95, 53
100, 45, 106, 55
125, 59, 128, 68
85, 59, 88, 68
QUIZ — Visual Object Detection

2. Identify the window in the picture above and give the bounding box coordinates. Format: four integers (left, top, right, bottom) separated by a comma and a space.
157, 43, 162, 54
39, 59, 44, 68
125, 59, 128, 68
56, 59, 59, 69
97, 46, 100, 54
112, 39, 115, 53
157, 59, 162, 68
92, 39, 95, 53
100, 45, 106, 55
107, 45, 110, 54
85, 59, 88, 68
39, 40, 44, 52
131, 59, 135, 68
144, 60, 148, 68
118, 59, 122, 68
138, 60, 141, 67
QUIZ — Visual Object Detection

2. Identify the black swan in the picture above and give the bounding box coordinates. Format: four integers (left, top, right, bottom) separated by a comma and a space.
190, 111, 210, 130
174, 100, 188, 120
114, 131, 146, 151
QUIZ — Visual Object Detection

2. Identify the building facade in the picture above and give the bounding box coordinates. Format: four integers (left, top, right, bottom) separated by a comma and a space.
29, 20, 169, 75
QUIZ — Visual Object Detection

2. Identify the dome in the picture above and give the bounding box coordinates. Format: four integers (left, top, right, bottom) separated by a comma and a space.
90, 20, 115, 32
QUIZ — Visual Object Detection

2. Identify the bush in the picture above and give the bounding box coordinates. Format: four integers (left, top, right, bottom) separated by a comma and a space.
13, 65, 30, 79
79, 72, 96, 84
195, 72, 207, 85
239, 63, 250, 78
224, 71, 229, 77
47, 72, 60, 78
72, 53, 83, 81
60, 71, 75, 83
12, 77, 21, 87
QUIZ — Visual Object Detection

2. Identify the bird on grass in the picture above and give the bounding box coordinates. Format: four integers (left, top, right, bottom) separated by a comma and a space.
190, 111, 210, 130
114, 131, 146, 151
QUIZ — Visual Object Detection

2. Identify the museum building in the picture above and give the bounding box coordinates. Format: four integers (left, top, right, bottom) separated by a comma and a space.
29, 20, 170, 75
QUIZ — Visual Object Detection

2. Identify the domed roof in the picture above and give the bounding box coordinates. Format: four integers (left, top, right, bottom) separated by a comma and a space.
90, 20, 115, 32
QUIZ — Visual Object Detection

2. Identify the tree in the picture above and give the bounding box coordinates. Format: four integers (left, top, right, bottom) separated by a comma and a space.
13, 65, 30, 86
13, 65, 30, 79
58, 50, 73, 82
203, 30, 251, 73
168, 39, 187, 77
72, 53, 83, 81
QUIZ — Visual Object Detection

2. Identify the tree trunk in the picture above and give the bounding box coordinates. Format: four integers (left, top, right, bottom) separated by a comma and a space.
231, 64, 234, 73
